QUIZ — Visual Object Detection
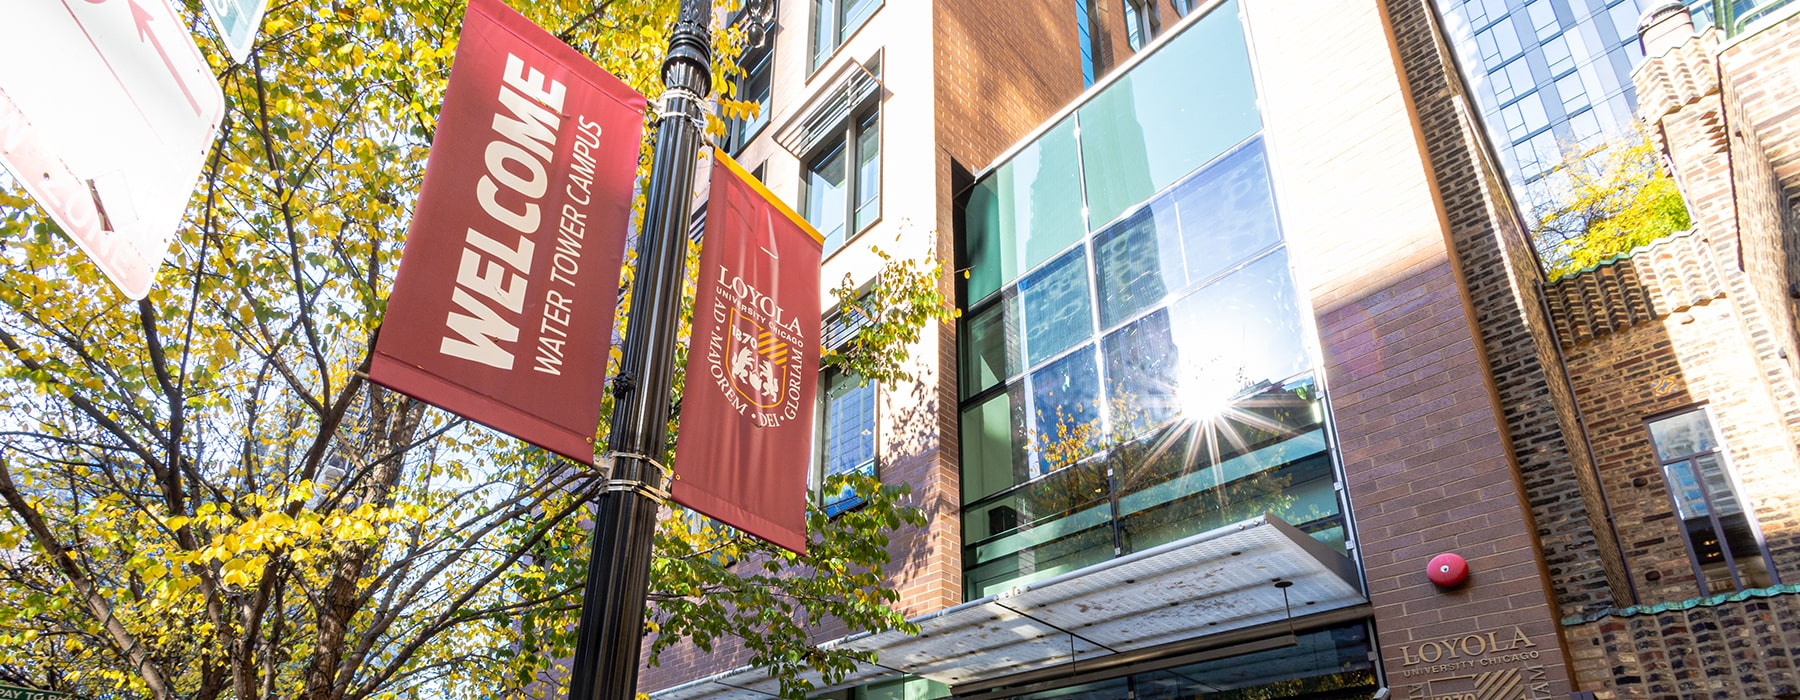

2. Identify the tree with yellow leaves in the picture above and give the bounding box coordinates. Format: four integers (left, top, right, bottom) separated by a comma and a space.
0, 3, 944, 700
1529, 128, 1693, 280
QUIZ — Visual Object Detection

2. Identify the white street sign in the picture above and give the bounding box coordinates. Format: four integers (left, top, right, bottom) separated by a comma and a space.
0, 0, 226, 300
201, 0, 270, 64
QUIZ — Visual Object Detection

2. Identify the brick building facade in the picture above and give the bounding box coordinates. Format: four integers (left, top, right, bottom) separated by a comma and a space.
632, 1, 1800, 699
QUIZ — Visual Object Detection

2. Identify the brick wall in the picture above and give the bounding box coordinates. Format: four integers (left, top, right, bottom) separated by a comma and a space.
1391, 0, 1633, 619
1563, 590, 1800, 699
1248, 0, 1574, 694
1546, 229, 1800, 696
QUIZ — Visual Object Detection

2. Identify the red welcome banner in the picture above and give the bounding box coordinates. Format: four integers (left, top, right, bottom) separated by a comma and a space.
673, 154, 825, 554
369, 0, 645, 465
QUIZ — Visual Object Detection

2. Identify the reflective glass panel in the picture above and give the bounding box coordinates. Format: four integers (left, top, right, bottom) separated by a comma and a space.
1170, 139, 1281, 286
963, 116, 1084, 304
842, 0, 878, 40
1093, 140, 1279, 329
1166, 250, 1308, 404
1648, 410, 1719, 460
960, 385, 1028, 505
962, 463, 1116, 598
1018, 247, 1094, 367
1093, 199, 1182, 328
854, 111, 881, 231
1078, 0, 1260, 228
960, 292, 1022, 399
807, 141, 848, 255
1028, 345, 1101, 476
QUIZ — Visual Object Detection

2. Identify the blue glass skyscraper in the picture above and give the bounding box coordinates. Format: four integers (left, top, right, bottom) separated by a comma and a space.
1438, 0, 1651, 206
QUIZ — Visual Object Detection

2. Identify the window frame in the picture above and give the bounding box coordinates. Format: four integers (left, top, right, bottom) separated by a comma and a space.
725, 27, 775, 154
815, 361, 879, 518
1645, 406, 1780, 595
809, 0, 881, 74
802, 104, 881, 257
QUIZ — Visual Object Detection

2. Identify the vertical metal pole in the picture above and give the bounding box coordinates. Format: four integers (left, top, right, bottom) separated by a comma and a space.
566, 2, 711, 700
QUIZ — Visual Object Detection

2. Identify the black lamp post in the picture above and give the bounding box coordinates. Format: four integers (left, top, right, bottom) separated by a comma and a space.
563, 1, 770, 699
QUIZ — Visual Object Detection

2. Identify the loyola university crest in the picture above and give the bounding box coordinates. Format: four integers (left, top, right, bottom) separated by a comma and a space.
728, 309, 793, 409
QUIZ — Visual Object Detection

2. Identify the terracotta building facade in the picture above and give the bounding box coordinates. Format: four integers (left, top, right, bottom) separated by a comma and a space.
634, 1, 1800, 698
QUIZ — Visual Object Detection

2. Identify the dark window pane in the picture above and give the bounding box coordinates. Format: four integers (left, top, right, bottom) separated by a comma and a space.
960, 384, 1028, 505
960, 292, 1022, 399
854, 111, 880, 232
806, 141, 848, 254
736, 48, 772, 146
1079, 0, 1261, 228
962, 117, 1084, 304
1028, 345, 1101, 476
1018, 247, 1094, 367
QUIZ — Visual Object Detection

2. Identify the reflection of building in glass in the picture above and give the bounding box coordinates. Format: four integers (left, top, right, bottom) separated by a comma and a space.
1436, 0, 1651, 210
644, 1, 1800, 699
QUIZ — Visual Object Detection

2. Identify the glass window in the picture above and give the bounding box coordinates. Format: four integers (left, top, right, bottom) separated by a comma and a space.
1076, 0, 1097, 87
805, 142, 847, 253
811, 0, 879, 70
1556, 73, 1589, 112
1018, 247, 1094, 367
1103, 250, 1307, 436
1466, 0, 1489, 26
853, 111, 880, 231
1124, 0, 1146, 50
1027, 345, 1102, 476
726, 40, 773, 153
1528, 0, 1560, 38
1493, 16, 1523, 61
804, 108, 880, 256
1079, 0, 1261, 228
960, 292, 1022, 399
1607, 0, 1641, 46
1093, 139, 1280, 328
962, 117, 1084, 304
1544, 33, 1575, 74
1518, 91, 1549, 133
1647, 408, 1777, 595
961, 385, 1028, 505
820, 371, 877, 516
1568, 108, 1602, 142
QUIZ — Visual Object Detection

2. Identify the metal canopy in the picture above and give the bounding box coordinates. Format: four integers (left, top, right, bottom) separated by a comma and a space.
648, 515, 1364, 700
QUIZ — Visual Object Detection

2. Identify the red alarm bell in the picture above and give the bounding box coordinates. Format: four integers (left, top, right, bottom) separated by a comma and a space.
1427, 553, 1469, 587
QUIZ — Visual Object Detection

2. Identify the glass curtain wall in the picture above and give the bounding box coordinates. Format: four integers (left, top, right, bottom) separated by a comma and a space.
957, 0, 1351, 600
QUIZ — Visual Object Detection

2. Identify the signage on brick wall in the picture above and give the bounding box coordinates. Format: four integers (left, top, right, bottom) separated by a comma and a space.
1396, 625, 1552, 700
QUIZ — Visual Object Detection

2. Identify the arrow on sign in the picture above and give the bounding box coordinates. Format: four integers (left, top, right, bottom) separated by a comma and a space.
126, 0, 202, 115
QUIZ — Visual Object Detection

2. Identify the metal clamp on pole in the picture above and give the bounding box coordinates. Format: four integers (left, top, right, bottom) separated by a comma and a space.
598, 451, 674, 502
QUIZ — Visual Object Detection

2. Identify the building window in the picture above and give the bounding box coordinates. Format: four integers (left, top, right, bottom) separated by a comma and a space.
1122, 0, 1158, 50
1648, 408, 1778, 595
1075, 0, 1097, 87
1171, 0, 1200, 16
803, 109, 880, 256
819, 370, 877, 516
726, 32, 773, 153
810, 0, 879, 71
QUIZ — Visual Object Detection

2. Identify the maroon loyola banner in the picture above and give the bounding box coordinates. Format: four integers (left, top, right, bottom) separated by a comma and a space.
673, 154, 825, 554
369, 0, 644, 465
